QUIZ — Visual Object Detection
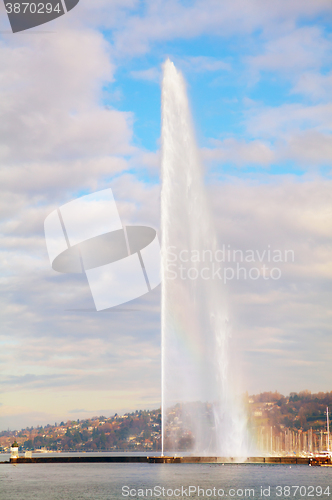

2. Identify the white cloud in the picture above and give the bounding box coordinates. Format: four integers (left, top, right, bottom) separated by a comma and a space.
110, 173, 161, 228
130, 67, 161, 82
0, 24, 164, 431
241, 101, 332, 167
0, 157, 129, 198
111, 0, 332, 57
1, 0, 332, 429
209, 178, 332, 394
202, 138, 274, 167
280, 131, 332, 165
245, 102, 332, 138
292, 71, 332, 101
247, 26, 331, 74
178, 56, 230, 73
0, 31, 134, 167
1, 172, 331, 425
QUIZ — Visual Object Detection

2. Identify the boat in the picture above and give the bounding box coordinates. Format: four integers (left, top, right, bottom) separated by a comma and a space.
309, 407, 331, 466
309, 452, 332, 466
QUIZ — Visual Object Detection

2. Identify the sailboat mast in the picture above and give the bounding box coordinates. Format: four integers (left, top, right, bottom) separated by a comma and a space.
327, 406, 330, 454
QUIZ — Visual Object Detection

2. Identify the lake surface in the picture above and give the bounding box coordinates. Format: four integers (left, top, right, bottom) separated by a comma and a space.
0, 462, 331, 500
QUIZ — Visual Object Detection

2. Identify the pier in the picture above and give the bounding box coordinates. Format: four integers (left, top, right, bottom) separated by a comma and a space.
1, 456, 310, 465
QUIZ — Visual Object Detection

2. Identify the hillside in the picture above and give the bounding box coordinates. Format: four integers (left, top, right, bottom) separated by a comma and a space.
0, 409, 161, 453
248, 390, 332, 432
1, 391, 331, 453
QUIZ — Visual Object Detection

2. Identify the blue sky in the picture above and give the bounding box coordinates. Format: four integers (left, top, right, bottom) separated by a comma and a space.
0, 0, 332, 431
103, 20, 332, 178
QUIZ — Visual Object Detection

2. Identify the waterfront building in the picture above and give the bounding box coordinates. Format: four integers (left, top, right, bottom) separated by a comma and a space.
10, 441, 19, 459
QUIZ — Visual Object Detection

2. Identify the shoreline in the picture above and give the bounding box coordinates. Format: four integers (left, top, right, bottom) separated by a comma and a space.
1, 456, 310, 465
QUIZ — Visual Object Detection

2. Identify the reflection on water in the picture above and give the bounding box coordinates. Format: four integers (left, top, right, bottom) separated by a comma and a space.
0, 463, 330, 500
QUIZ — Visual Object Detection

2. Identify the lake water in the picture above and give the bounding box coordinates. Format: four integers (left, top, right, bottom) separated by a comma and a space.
0, 462, 331, 500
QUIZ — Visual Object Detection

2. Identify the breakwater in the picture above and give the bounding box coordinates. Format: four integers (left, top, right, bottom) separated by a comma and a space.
1, 456, 310, 464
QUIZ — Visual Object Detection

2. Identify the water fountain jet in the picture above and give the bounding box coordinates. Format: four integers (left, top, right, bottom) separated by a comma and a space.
161, 59, 247, 457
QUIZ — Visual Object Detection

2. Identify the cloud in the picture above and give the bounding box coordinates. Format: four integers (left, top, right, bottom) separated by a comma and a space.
0, 21, 164, 431
246, 102, 332, 139
202, 138, 275, 167
292, 71, 332, 101
247, 26, 331, 74
0, 158, 129, 199
209, 177, 332, 394
130, 67, 161, 82
241, 101, 332, 167
133, 150, 160, 173
0, 31, 135, 166
280, 130, 332, 165
0, 410, 58, 431
108, 0, 332, 56
1, 172, 331, 423
1, 0, 332, 431
178, 56, 230, 73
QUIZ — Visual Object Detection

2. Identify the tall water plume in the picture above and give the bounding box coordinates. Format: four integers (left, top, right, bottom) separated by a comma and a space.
161, 59, 248, 456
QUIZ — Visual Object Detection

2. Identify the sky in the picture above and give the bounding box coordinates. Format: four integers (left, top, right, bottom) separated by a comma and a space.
0, 0, 332, 431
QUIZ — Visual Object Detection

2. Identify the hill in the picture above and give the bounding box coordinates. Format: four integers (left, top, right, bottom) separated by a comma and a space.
0, 390, 331, 453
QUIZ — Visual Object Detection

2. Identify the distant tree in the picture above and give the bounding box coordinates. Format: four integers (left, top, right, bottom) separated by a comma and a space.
99, 432, 106, 449
24, 439, 33, 449
298, 407, 307, 428
143, 429, 151, 440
